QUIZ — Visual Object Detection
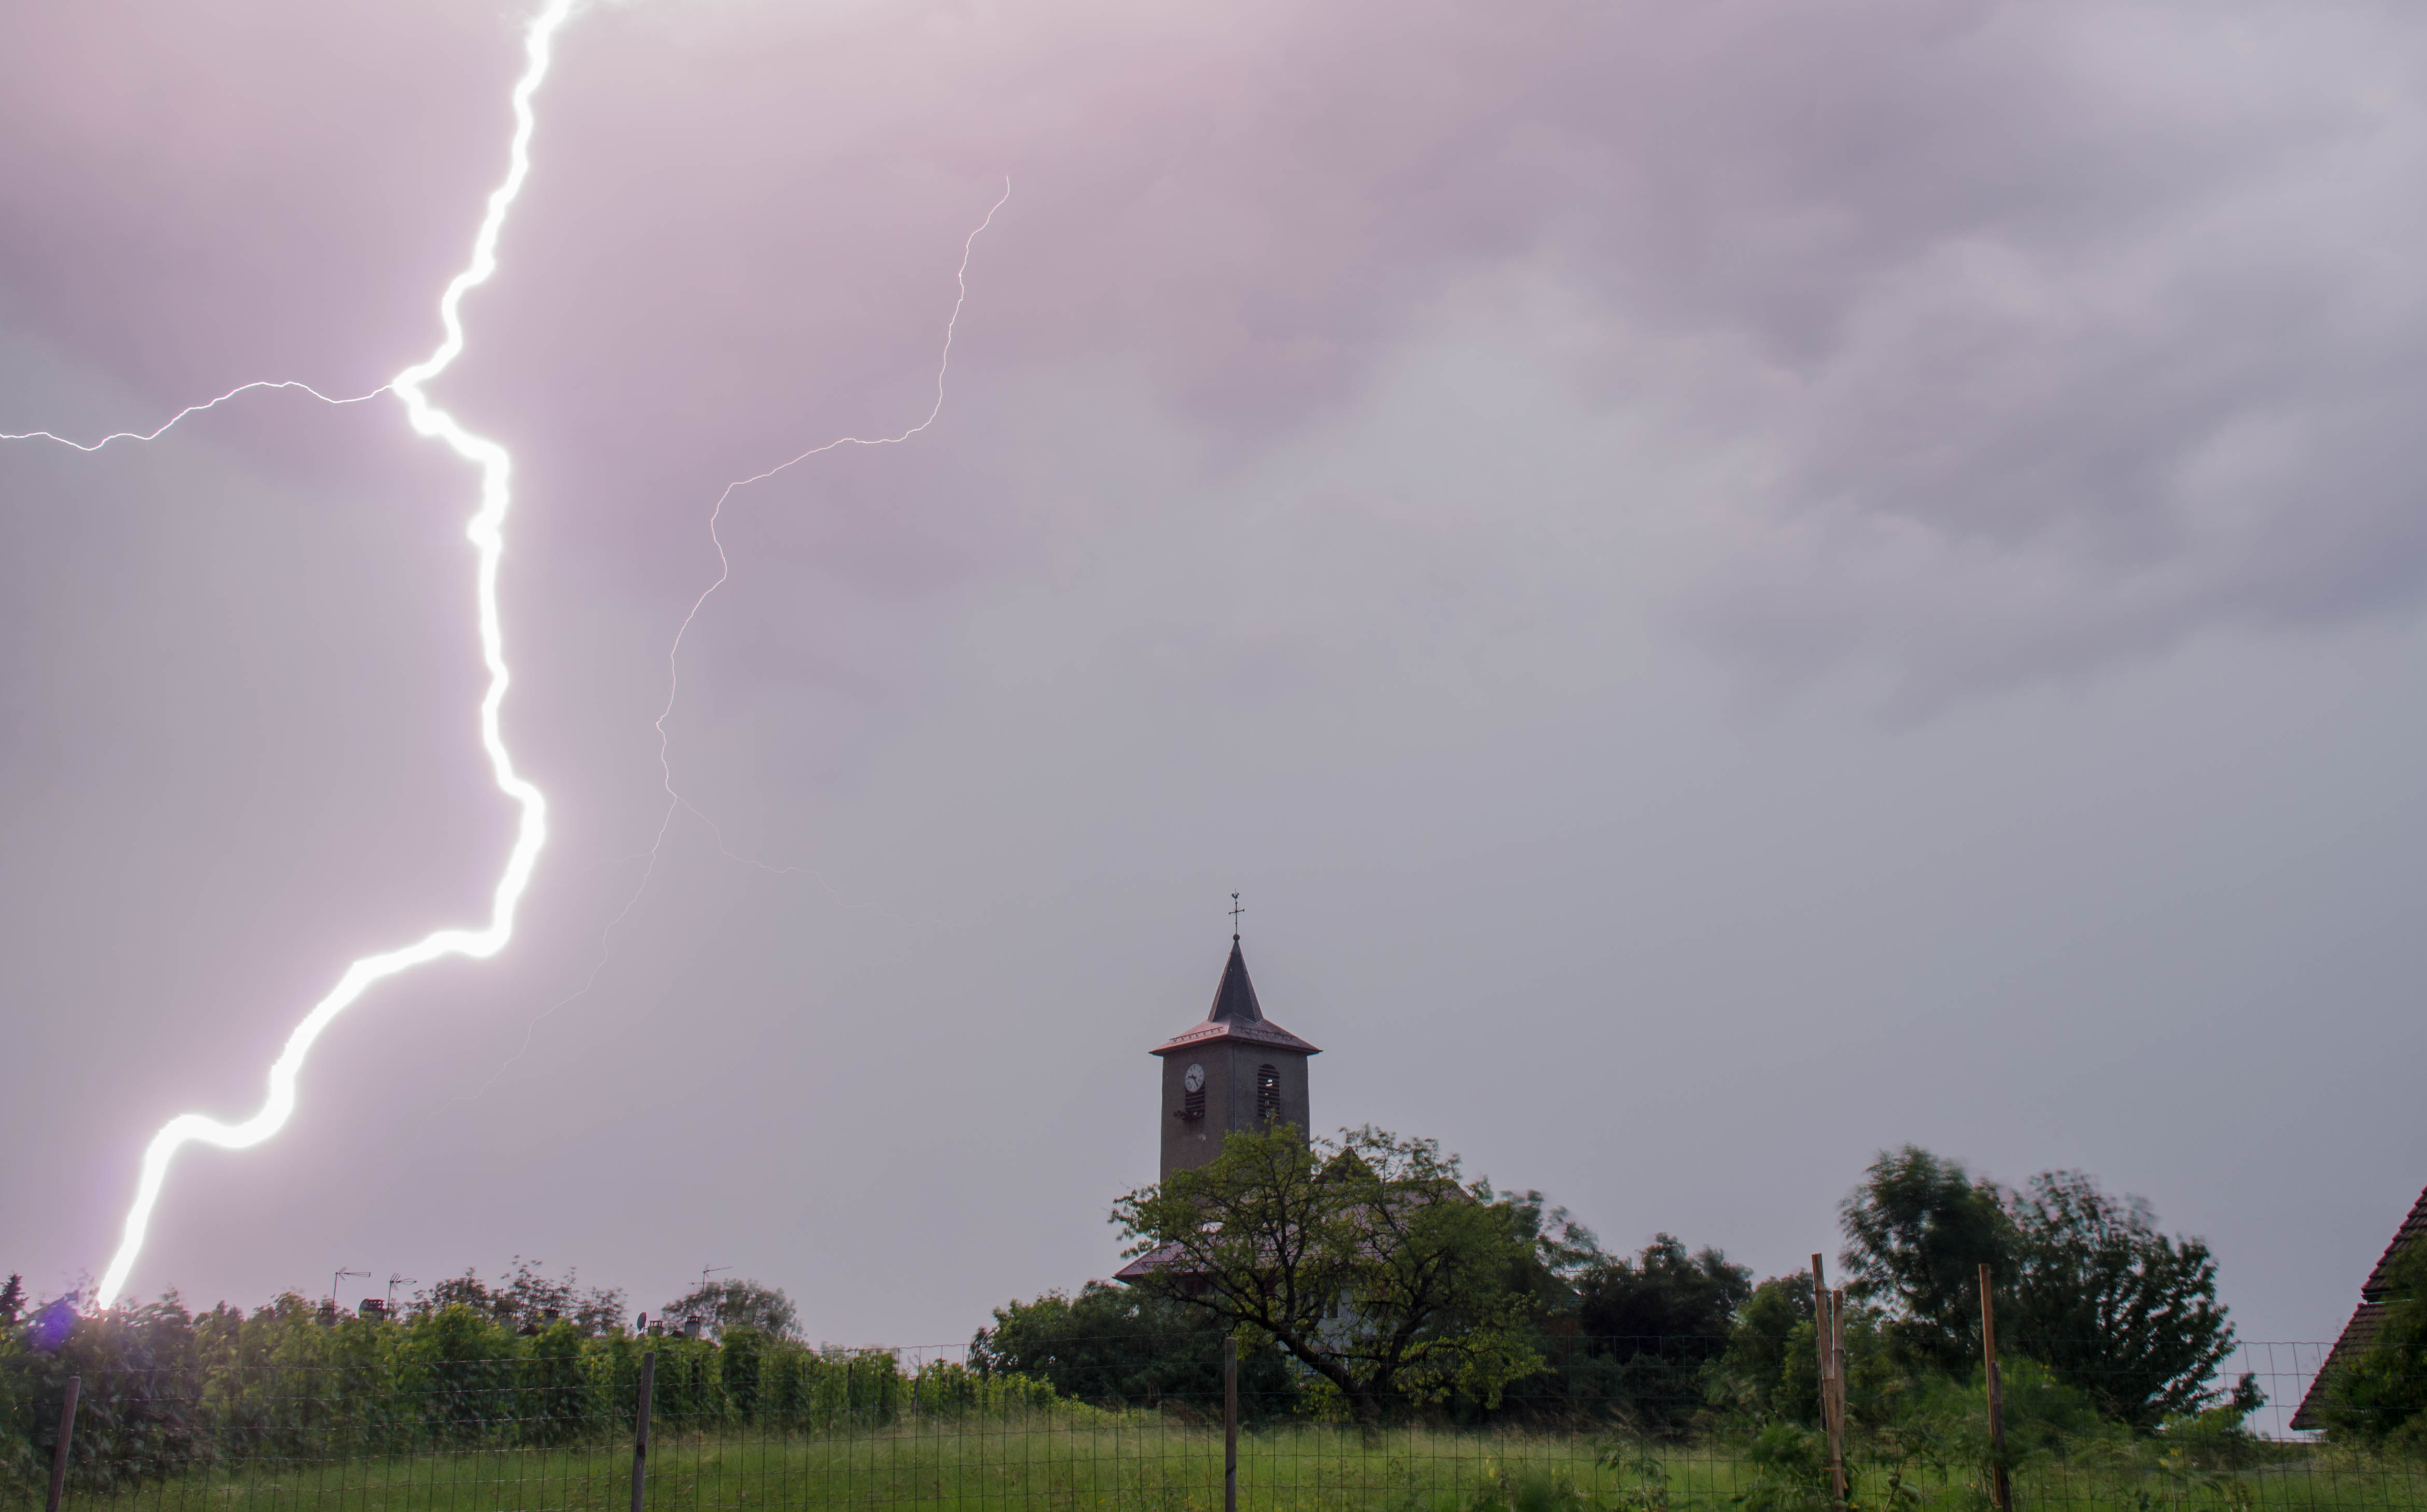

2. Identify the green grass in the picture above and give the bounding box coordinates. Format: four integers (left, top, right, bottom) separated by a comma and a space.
25, 1414, 2427, 1512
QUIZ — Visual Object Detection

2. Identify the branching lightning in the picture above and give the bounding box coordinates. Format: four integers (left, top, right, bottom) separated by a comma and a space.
650, 180, 1011, 858
0, 0, 581, 1309
440, 182, 1010, 1110
0, 381, 391, 450
8, 0, 1005, 1308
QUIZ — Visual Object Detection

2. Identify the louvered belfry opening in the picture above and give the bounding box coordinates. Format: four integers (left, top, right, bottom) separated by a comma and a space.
1180, 1085, 1206, 1122
1256, 1063, 1282, 1122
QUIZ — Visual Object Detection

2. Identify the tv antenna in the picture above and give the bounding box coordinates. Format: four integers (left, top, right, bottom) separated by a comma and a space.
700, 1264, 732, 1289
332, 1267, 368, 1307
387, 1273, 416, 1312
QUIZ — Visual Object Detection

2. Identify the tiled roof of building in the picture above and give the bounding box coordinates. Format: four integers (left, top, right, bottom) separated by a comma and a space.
2290, 1183, 2426, 1432
2290, 1304, 2387, 1432
2362, 1186, 2427, 1301
1149, 939, 1322, 1057
1111, 1241, 1191, 1282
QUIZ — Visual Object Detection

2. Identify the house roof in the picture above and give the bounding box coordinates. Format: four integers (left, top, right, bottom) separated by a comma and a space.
2289, 1182, 2426, 1432
1149, 939, 1322, 1057
1111, 1241, 1191, 1282
2362, 1186, 2427, 1301
2290, 1304, 2388, 1431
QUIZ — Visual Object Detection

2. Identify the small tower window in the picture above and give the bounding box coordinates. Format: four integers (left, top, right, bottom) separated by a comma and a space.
1256, 1063, 1282, 1122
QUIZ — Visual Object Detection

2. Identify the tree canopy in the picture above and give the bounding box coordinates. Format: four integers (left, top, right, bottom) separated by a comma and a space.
1112, 1124, 1557, 1422
2000, 1170, 2236, 1428
660, 1278, 799, 1341
1567, 1235, 1753, 1434
1838, 1145, 2011, 1369
414, 1258, 625, 1337
970, 1280, 1297, 1412
1839, 1145, 2240, 1427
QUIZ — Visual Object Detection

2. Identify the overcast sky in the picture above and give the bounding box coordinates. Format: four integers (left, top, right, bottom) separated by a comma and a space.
3, 0, 2424, 1378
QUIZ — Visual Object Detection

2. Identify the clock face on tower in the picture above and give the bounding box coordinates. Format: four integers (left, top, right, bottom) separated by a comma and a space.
1182, 1063, 1205, 1094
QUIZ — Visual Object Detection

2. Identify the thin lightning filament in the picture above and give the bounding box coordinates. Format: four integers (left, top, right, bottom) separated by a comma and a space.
88, 0, 577, 1309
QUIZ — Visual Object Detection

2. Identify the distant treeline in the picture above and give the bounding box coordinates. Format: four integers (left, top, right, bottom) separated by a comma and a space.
0, 1276, 1046, 1500
986, 1137, 2290, 1440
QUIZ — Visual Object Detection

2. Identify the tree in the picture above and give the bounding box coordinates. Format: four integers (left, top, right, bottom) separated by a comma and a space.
0, 1276, 21, 1328
661, 1278, 798, 1341
1839, 1146, 2013, 1370
1842, 1148, 2242, 1428
1570, 1235, 1752, 1432
411, 1260, 624, 1336
970, 1280, 1296, 1412
1112, 1124, 1552, 1423
1708, 1275, 1821, 1425
2001, 1170, 2238, 1428
2320, 1236, 2427, 1443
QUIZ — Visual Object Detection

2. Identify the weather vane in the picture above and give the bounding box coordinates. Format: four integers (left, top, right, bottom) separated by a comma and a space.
1231, 891, 1244, 941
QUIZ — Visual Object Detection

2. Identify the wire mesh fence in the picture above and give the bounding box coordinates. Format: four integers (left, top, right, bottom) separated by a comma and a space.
4, 1338, 2419, 1512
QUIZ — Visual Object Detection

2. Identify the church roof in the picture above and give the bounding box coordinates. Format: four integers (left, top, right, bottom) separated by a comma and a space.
1150, 939, 1322, 1057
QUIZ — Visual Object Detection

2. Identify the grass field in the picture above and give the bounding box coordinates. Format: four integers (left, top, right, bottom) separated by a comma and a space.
23, 1416, 2427, 1512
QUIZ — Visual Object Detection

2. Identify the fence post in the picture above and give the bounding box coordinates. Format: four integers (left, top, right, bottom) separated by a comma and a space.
45, 1376, 80, 1512
1224, 1334, 1238, 1512
630, 1350, 656, 1512
1980, 1263, 2011, 1512
1831, 1287, 1850, 1480
1812, 1256, 1845, 1510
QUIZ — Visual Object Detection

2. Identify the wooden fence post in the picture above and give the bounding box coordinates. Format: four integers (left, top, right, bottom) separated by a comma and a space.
1812, 1257, 1845, 1510
630, 1350, 656, 1512
1224, 1334, 1239, 1512
1980, 1263, 2012, 1512
1831, 1287, 1849, 1472
45, 1376, 80, 1512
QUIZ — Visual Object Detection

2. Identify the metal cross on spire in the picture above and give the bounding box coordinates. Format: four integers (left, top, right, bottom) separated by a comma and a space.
1230, 891, 1243, 941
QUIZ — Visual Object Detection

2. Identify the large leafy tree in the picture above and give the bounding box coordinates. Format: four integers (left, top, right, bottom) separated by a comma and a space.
2001, 1171, 2237, 1428
1571, 1235, 1752, 1432
1839, 1145, 2013, 1370
1112, 1124, 1550, 1423
660, 1278, 798, 1342
1840, 1147, 2240, 1427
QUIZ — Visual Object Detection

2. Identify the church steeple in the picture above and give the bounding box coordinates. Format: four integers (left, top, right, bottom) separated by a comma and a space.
1207, 938, 1264, 1025
1149, 932, 1319, 1181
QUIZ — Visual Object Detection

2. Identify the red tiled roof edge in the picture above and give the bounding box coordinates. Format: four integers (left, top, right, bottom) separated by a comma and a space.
2360, 1185, 2427, 1301
1150, 1018, 1321, 1055
2290, 1303, 2389, 1432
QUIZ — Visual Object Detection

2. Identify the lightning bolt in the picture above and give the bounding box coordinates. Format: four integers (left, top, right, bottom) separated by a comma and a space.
439, 183, 1009, 1112
0, 0, 581, 1308
0, 381, 392, 450
651, 180, 1010, 865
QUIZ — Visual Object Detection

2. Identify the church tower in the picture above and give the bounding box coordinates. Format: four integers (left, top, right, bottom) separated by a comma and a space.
1149, 935, 1320, 1181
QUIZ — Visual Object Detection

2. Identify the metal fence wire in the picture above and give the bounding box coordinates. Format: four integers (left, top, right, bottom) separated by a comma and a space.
3, 1337, 2420, 1512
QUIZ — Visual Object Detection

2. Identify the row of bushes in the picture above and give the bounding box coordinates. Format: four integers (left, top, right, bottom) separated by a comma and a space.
0, 1294, 1051, 1496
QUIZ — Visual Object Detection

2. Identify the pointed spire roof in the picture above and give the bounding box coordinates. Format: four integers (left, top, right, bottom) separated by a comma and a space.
1208, 937, 1263, 1024
1151, 939, 1321, 1057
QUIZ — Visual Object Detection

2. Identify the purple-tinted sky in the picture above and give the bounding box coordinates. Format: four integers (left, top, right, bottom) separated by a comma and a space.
4, 0, 2424, 1363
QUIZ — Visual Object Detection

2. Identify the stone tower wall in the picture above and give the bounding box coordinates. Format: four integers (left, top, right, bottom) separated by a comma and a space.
1158, 1042, 1312, 1182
